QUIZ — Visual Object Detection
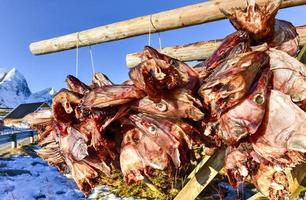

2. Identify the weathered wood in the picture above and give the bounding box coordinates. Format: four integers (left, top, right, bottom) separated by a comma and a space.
16, 131, 36, 140
187, 155, 211, 179
248, 193, 267, 200
174, 147, 225, 200
30, 131, 35, 143
0, 131, 37, 154
127, 39, 222, 68
0, 134, 13, 145
11, 133, 17, 148
126, 25, 306, 67
29, 0, 306, 55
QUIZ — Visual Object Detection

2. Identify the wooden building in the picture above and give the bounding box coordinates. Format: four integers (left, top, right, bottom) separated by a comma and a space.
3, 102, 49, 127
0, 107, 13, 117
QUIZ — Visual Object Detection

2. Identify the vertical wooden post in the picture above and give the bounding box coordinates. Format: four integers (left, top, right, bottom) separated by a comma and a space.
11, 132, 17, 149
30, 131, 35, 143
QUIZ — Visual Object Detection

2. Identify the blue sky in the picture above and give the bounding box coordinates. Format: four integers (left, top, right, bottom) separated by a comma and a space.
0, 1, 305, 92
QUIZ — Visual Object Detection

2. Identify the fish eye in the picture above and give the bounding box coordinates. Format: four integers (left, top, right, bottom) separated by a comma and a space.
155, 102, 167, 112
253, 93, 264, 105
170, 59, 177, 66
148, 125, 157, 134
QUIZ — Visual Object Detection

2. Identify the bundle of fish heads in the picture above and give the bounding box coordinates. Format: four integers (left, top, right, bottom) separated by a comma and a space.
24, 0, 306, 199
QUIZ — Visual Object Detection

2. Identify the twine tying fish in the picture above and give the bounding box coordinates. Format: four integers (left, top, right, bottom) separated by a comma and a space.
148, 15, 162, 50
75, 32, 96, 77
89, 45, 96, 75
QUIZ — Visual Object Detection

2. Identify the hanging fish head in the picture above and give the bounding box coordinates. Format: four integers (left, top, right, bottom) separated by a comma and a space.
133, 89, 204, 121
252, 163, 290, 200
91, 72, 113, 88
129, 58, 186, 102
81, 85, 145, 108
66, 75, 91, 95
221, 0, 281, 42
52, 89, 82, 123
217, 68, 271, 144
199, 51, 269, 119
130, 46, 199, 102
129, 114, 182, 168
225, 143, 261, 188
196, 31, 251, 79
143, 46, 199, 91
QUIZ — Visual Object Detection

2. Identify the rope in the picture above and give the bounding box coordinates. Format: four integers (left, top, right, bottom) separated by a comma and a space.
148, 15, 162, 49
75, 33, 96, 77
75, 32, 80, 78
89, 46, 95, 75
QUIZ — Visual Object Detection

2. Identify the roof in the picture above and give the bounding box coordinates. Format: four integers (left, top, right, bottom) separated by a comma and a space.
4, 102, 49, 120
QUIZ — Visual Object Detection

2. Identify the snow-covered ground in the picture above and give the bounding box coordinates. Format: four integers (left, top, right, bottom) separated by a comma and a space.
0, 154, 125, 200
0, 146, 254, 200
0, 155, 84, 200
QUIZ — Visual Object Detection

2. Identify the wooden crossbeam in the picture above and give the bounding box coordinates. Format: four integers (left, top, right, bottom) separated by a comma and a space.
29, 0, 306, 55
126, 25, 306, 67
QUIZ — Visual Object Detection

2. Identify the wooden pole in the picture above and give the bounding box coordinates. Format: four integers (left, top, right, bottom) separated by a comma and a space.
29, 0, 306, 55
187, 155, 211, 179
174, 147, 225, 200
30, 131, 35, 143
127, 39, 222, 68
11, 133, 17, 149
126, 25, 306, 67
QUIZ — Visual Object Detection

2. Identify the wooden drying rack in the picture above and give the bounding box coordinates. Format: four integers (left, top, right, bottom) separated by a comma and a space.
29, 0, 306, 199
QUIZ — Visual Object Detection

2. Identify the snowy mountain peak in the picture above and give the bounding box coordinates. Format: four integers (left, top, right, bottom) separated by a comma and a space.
26, 87, 55, 105
49, 88, 56, 95
0, 68, 54, 108
1, 68, 21, 83
0, 68, 10, 82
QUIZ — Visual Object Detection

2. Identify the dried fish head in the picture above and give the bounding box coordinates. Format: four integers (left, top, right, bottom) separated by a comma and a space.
133, 89, 204, 121
221, 0, 281, 42
199, 51, 269, 118
216, 68, 270, 144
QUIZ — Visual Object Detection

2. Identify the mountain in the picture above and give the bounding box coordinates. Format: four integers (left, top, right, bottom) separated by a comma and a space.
0, 68, 55, 108
26, 87, 55, 105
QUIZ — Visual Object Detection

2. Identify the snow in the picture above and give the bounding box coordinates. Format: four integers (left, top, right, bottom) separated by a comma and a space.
0, 153, 128, 200
0, 68, 10, 82
0, 155, 84, 200
0, 67, 55, 108
26, 88, 55, 105
0, 146, 256, 200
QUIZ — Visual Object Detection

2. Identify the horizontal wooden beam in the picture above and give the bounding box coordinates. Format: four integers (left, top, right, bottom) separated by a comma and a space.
126, 39, 222, 67
126, 25, 306, 67
0, 131, 36, 145
29, 0, 306, 55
